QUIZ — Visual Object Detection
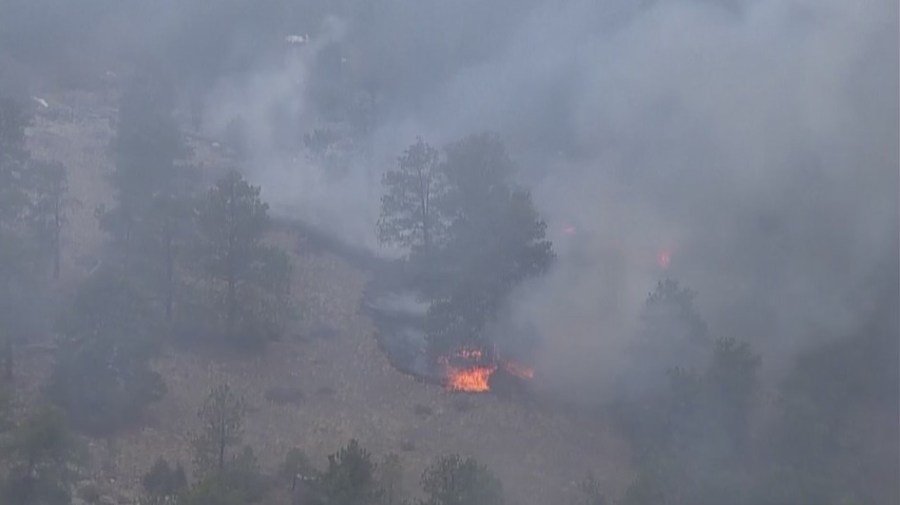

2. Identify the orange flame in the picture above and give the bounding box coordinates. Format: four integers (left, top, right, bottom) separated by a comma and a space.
440, 347, 535, 392
445, 365, 497, 392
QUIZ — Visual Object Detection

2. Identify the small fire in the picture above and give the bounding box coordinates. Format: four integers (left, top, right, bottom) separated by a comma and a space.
445, 365, 497, 392
439, 347, 534, 392
562, 224, 577, 236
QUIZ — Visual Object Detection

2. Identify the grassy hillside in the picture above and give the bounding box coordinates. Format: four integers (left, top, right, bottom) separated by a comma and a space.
21, 89, 630, 505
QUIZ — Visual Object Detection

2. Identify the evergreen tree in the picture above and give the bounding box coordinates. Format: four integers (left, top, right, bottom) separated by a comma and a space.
425, 133, 552, 360
192, 384, 246, 478
193, 170, 290, 348
312, 439, 383, 505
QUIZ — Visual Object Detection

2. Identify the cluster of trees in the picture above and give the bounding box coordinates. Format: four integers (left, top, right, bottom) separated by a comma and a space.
614, 278, 899, 505
377, 134, 553, 362
0, 67, 291, 439
139, 384, 509, 505
97, 68, 291, 346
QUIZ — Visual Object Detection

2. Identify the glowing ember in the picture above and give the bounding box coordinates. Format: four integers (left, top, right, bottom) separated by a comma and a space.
657, 249, 671, 269
439, 347, 535, 392
445, 365, 497, 392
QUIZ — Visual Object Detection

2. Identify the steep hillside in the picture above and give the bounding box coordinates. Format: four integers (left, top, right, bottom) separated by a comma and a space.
21, 90, 630, 505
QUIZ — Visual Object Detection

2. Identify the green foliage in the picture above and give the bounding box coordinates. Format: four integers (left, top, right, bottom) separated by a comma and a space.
1, 405, 75, 505
47, 271, 165, 434
312, 439, 383, 505
192, 384, 247, 478
193, 170, 291, 348
418, 454, 504, 505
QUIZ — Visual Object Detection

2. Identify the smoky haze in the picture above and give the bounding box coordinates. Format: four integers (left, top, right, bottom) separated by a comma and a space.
1, 0, 895, 395
0, 0, 897, 502
166, 0, 899, 398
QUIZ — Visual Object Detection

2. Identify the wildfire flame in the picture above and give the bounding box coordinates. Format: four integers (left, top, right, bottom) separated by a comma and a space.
445, 365, 497, 392
440, 347, 534, 392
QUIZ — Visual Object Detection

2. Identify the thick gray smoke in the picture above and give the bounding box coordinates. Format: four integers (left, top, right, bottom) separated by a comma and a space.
197, 0, 898, 396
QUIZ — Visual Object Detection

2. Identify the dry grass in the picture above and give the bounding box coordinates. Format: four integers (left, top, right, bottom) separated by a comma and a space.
20, 91, 631, 505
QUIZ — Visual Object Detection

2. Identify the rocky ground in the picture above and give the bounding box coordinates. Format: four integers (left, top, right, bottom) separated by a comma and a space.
20, 90, 631, 505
